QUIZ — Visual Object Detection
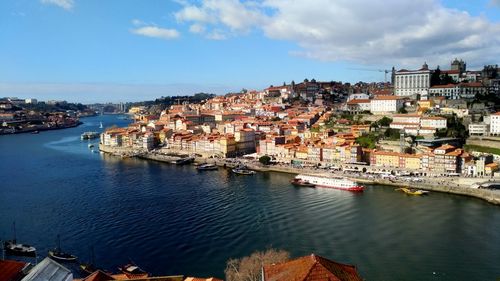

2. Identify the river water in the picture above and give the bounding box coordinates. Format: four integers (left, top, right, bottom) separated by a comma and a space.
0, 115, 499, 280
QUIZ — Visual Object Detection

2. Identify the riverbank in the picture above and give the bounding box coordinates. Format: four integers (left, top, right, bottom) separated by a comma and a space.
0, 121, 82, 135
98, 144, 500, 205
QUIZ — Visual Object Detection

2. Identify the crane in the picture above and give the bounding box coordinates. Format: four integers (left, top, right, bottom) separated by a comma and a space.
348, 68, 392, 83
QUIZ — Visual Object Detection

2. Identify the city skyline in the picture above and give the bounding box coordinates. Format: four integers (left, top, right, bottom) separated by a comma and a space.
1, 0, 500, 103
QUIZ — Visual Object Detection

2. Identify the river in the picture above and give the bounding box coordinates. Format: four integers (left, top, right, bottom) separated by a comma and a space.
0, 115, 499, 280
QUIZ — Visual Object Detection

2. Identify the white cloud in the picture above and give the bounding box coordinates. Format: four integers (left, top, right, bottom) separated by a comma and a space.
490, 0, 500, 7
189, 23, 206, 33
174, 0, 500, 67
131, 26, 180, 40
206, 29, 227, 40
174, 0, 268, 39
40, 0, 74, 11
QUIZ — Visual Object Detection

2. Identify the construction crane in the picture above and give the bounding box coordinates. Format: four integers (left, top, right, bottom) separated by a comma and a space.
349, 68, 392, 83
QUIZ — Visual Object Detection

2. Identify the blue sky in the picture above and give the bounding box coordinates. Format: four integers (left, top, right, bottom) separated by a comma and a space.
0, 0, 499, 103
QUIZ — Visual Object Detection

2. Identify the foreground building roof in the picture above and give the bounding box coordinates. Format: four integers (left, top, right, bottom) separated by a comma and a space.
21, 257, 72, 281
262, 254, 363, 281
0, 260, 27, 281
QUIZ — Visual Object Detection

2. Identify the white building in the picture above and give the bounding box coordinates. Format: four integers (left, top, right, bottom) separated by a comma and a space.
347, 93, 369, 101
370, 96, 404, 114
469, 123, 489, 136
394, 63, 432, 96
429, 82, 486, 100
420, 116, 447, 129
490, 112, 500, 136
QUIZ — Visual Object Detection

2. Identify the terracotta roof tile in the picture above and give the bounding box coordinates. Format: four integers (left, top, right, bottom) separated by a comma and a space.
263, 254, 362, 281
0, 260, 27, 281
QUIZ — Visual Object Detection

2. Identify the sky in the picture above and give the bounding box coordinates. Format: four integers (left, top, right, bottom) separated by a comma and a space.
0, 0, 499, 103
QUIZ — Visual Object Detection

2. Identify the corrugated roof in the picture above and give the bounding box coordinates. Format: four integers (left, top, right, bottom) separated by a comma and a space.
21, 257, 72, 281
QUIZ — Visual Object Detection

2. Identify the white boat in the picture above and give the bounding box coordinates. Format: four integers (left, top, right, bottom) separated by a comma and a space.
197, 163, 218, 170
99, 122, 103, 129
294, 174, 364, 192
81, 132, 100, 140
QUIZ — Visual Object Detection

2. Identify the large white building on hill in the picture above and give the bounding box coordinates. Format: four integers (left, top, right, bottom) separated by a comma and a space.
394, 63, 432, 97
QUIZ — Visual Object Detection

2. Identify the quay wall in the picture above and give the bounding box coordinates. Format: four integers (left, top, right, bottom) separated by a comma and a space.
99, 145, 500, 206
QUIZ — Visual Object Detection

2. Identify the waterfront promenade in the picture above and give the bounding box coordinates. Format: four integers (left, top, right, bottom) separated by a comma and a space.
99, 144, 500, 205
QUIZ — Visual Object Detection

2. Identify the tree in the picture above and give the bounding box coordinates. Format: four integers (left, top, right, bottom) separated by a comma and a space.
431, 66, 442, 86
259, 155, 271, 165
225, 249, 290, 281
397, 107, 408, 114
377, 116, 393, 127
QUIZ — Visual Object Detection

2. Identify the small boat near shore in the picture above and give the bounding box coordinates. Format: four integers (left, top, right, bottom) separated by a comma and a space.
197, 163, 218, 170
396, 187, 429, 195
293, 174, 364, 192
119, 262, 149, 278
232, 168, 256, 175
48, 235, 77, 262
81, 131, 100, 140
290, 178, 316, 188
4, 240, 37, 257
3, 223, 36, 257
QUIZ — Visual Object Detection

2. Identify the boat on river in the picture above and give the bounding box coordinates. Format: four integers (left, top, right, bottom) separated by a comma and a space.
119, 262, 149, 278
293, 174, 364, 192
197, 163, 218, 170
290, 178, 316, 188
81, 131, 100, 140
396, 187, 429, 195
3, 223, 37, 257
232, 168, 256, 175
48, 235, 77, 262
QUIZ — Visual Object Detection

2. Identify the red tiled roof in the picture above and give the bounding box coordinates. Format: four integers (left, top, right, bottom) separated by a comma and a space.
346, 99, 370, 105
263, 254, 363, 281
0, 260, 27, 281
81, 270, 116, 281
373, 95, 400, 100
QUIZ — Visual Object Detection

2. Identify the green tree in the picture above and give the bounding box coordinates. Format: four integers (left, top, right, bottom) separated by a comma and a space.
259, 155, 271, 165
397, 107, 408, 114
377, 116, 393, 127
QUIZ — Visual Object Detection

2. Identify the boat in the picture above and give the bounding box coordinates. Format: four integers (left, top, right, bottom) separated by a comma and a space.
99, 122, 103, 129
31, 130, 39, 134
48, 235, 77, 262
232, 168, 256, 175
170, 157, 194, 165
118, 262, 149, 278
396, 187, 429, 195
293, 174, 364, 192
290, 178, 316, 188
81, 131, 100, 140
79, 246, 103, 275
197, 163, 218, 170
3, 222, 37, 257
88, 143, 94, 148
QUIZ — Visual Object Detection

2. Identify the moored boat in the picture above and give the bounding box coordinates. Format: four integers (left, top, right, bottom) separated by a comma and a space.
81, 131, 100, 140
232, 168, 256, 175
396, 187, 429, 195
48, 235, 77, 262
197, 163, 218, 170
290, 178, 316, 188
119, 262, 149, 278
3, 240, 37, 257
293, 174, 364, 192
3, 222, 37, 257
